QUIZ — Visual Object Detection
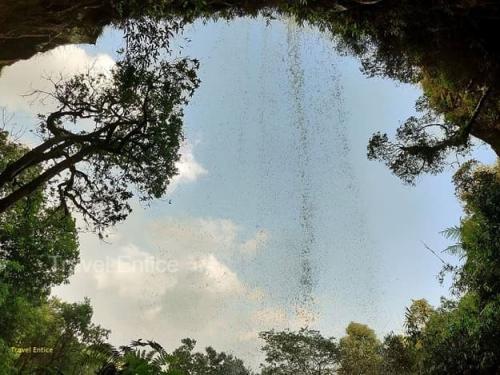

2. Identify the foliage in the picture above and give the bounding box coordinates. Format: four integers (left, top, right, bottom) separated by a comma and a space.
1, 1, 500, 374
403, 299, 434, 345
417, 294, 493, 374
395, 161, 500, 374
420, 161, 500, 373
0, 136, 103, 374
164, 338, 251, 375
0, 134, 79, 298
110, 0, 500, 184
0, 136, 82, 373
0, 194, 79, 298
452, 161, 500, 300
0, 296, 110, 375
338, 322, 382, 375
294, 0, 500, 182
96, 338, 251, 375
367, 86, 492, 184
380, 333, 414, 375
0, 21, 199, 234
259, 328, 339, 374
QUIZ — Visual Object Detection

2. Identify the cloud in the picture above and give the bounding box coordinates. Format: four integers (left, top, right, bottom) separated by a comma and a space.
0, 45, 206, 189
168, 142, 208, 192
240, 229, 270, 256
90, 244, 178, 300
191, 254, 244, 294
0, 45, 115, 114
53, 215, 288, 367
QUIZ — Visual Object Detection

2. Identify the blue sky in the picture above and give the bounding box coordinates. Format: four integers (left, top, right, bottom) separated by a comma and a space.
0, 16, 496, 366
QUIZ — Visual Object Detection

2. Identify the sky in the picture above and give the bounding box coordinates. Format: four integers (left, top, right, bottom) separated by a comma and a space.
0, 16, 497, 368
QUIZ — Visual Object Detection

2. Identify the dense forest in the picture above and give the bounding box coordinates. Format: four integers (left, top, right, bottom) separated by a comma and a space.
1, 0, 499, 373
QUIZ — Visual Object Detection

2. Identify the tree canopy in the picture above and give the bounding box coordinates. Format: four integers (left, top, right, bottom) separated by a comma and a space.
1, 1, 499, 373
259, 328, 339, 374
0, 22, 199, 233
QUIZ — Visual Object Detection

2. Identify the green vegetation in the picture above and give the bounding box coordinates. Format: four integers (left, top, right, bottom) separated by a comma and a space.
0, 18, 199, 233
1, 0, 500, 373
259, 328, 339, 374
96, 338, 251, 374
3, 0, 499, 182
2, 125, 498, 372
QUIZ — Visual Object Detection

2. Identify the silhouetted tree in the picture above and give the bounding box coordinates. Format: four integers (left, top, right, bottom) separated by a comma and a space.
260, 328, 339, 374
96, 338, 251, 375
0, 27, 199, 232
380, 333, 414, 375
368, 88, 492, 184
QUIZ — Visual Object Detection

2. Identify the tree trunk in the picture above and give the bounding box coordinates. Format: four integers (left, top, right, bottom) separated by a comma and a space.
0, 148, 92, 214
471, 127, 500, 156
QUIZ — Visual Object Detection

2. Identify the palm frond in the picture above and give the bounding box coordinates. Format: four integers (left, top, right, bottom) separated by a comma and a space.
442, 243, 464, 257
440, 226, 461, 241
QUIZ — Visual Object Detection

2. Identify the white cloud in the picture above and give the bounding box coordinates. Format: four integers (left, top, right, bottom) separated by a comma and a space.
240, 229, 270, 256
0, 46, 206, 190
251, 307, 288, 327
53, 215, 286, 367
191, 254, 244, 294
0, 45, 115, 114
168, 142, 208, 192
91, 244, 178, 300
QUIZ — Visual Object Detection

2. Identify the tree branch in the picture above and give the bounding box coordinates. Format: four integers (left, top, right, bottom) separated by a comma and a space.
0, 147, 95, 214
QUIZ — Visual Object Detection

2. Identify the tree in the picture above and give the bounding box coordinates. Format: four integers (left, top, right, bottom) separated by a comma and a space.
0, 133, 79, 298
304, 0, 500, 183
0, 23, 199, 233
423, 160, 500, 373
165, 338, 251, 375
380, 333, 414, 375
416, 294, 489, 375
259, 328, 339, 374
0, 186, 79, 301
399, 299, 434, 374
404, 161, 500, 374
0, 297, 109, 375
367, 88, 493, 184
4, 1, 500, 190
403, 299, 434, 345
0, 142, 109, 375
96, 338, 251, 375
1, 135, 82, 371
452, 161, 500, 301
338, 322, 382, 375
